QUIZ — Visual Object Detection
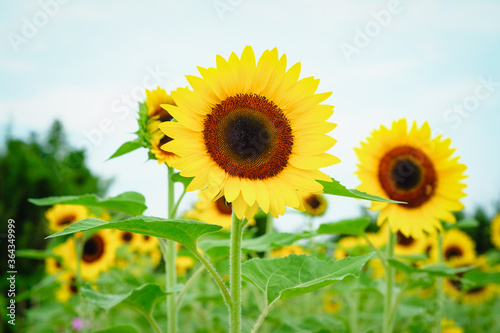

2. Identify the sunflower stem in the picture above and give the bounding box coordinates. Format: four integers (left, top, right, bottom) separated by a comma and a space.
250, 298, 279, 333
434, 232, 445, 333
229, 211, 247, 333
165, 166, 177, 333
191, 250, 232, 306
383, 229, 396, 333
265, 214, 274, 258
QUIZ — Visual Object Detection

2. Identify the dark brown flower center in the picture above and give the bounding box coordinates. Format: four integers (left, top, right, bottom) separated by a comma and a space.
378, 146, 437, 208
444, 246, 463, 260
215, 197, 232, 215
144, 235, 151, 241
306, 196, 321, 209
57, 213, 76, 226
70, 276, 78, 294
82, 235, 105, 263
203, 94, 293, 180
122, 232, 133, 242
397, 231, 415, 246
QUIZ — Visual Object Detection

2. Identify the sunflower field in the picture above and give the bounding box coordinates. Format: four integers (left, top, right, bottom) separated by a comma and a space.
4, 45, 499, 333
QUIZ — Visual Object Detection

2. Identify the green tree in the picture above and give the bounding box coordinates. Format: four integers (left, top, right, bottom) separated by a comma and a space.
0, 120, 110, 331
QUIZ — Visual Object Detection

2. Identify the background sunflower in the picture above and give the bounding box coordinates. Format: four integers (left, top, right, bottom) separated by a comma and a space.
355, 119, 467, 239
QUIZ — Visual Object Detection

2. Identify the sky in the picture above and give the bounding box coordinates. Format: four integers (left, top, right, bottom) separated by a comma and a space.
1, 0, 500, 232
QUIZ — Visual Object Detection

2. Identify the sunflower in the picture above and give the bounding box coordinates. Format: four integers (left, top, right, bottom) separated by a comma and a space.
159, 46, 339, 219
430, 228, 476, 264
322, 292, 342, 314
45, 204, 89, 233
176, 256, 195, 276
333, 237, 366, 260
355, 119, 467, 239
145, 87, 178, 166
441, 319, 464, 333
394, 230, 428, 256
55, 271, 78, 302
271, 245, 309, 258
443, 257, 496, 305
185, 191, 255, 229
491, 214, 500, 250
298, 192, 328, 216
132, 234, 159, 253
116, 230, 136, 247
45, 257, 63, 275
65, 230, 118, 280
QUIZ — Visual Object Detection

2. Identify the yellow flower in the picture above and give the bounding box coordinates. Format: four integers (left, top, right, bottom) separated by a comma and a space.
298, 192, 328, 216
333, 237, 365, 260
271, 245, 309, 258
116, 230, 137, 247
176, 256, 195, 276
145, 87, 178, 166
355, 119, 467, 239
430, 228, 476, 264
394, 230, 428, 256
185, 191, 255, 229
45, 257, 63, 275
45, 204, 89, 233
443, 257, 496, 305
491, 214, 500, 250
55, 271, 78, 303
159, 46, 339, 220
132, 234, 159, 253
322, 292, 342, 313
441, 318, 463, 333
64, 230, 118, 281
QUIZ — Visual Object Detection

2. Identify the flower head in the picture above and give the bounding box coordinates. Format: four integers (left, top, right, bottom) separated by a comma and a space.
355, 119, 467, 239
160, 46, 339, 219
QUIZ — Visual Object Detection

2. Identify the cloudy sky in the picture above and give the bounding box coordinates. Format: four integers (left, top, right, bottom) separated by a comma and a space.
1, 0, 499, 231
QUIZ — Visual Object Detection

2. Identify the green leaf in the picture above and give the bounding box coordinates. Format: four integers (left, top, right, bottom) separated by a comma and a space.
46, 216, 222, 251
199, 232, 298, 258
319, 178, 404, 204
388, 258, 416, 275
171, 172, 193, 189
29, 192, 147, 216
463, 270, 500, 287
95, 326, 139, 333
419, 264, 475, 278
81, 283, 171, 314
317, 217, 371, 236
108, 140, 143, 160
242, 252, 374, 304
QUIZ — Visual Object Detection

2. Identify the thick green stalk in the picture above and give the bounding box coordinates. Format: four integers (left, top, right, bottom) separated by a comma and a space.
383, 229, 396, 333
434, 232, 444, 333
229, 212, 246, 333
166, 166, 177, 333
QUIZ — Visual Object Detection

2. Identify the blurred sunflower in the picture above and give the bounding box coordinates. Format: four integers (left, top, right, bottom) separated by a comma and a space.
394, 231, 428, 256
444, 257, 496, 305
45, 257, 63, 275
159, 46, 339, 219
176, 256, 195, 276
271, 245, 308, 258
45, 204, 89, 233
491, 213, 500, 250
55, 271, 78, 302
322, 292, 342, 313
299, 192, 328, 216
430, 228, 476, 264
334, 237, 366, 260
145, 87, 178, 166
116, 230, 136, 247
185, 191, 254, 229
355, 119, 467, 239
66, 230, 118, 280
132, 234, 159, 253
441, 318, 463, 333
